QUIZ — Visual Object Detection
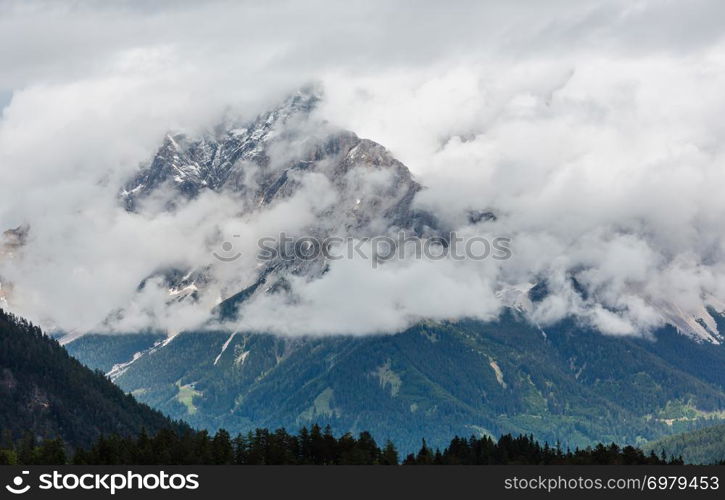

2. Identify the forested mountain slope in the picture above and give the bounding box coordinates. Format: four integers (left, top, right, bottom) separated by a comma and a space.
0, 309, 186, 448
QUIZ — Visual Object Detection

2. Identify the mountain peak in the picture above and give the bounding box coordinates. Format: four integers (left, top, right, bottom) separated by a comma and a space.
121, 86, 328, 212
114, 89, 431, 324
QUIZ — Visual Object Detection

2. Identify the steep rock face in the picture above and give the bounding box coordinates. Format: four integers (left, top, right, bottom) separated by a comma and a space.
122, 89, 322, 211
118, 88, 436, 318
0, 225, 29, 309
122, 88, 425, 235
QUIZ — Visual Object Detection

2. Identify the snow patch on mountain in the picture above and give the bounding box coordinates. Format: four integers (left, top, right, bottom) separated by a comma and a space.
213, 331, 238, 366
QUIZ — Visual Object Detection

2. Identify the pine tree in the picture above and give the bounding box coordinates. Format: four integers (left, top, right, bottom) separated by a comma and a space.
232, 433, 248, 464
414, 439, 434, 465
211, 429, 233, 464
36, 438, 66, 464
17, 431, 36, 465
380, 440, 399, 465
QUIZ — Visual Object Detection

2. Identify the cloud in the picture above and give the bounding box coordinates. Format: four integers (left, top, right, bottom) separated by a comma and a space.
235, 242, 502, 335
311, 48, 725, 338
1, 1, 725, 338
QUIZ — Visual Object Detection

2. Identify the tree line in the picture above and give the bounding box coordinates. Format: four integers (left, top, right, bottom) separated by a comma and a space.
0, 425, 688, 465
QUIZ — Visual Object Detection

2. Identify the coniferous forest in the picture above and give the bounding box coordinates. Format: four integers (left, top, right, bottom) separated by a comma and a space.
0, 309, 187, 447
0, 425, 687, 465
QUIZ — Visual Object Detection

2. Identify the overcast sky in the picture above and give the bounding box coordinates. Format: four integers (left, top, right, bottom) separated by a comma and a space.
2, 0, 725, 338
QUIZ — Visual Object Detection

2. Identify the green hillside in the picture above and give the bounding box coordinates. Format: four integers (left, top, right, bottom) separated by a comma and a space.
67, 312, 725, 453
0, 309, 187, 448
644, 423, 725, 464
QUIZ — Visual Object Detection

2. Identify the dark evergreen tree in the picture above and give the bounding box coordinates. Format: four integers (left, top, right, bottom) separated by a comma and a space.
211, 429, 233, 464
380, 439, 399, 465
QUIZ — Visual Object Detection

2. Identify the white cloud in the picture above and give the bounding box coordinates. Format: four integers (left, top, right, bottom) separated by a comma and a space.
1, 1, 725, 338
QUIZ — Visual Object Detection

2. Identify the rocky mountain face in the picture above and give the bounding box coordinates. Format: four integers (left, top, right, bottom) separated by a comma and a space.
123, 87, 426, 231
118, 87, 435, 316
0, 225, 29, 309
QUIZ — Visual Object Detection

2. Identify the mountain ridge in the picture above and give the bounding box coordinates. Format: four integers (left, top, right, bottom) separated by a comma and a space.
0, 308, 188, 448
66, 312, 725, 454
